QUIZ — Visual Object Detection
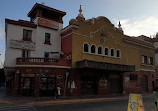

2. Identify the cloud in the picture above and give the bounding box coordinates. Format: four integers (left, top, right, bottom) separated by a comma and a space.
115, 17, 158, 37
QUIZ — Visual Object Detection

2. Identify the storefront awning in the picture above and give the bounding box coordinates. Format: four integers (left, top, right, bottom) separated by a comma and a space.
76, 59, 135, 72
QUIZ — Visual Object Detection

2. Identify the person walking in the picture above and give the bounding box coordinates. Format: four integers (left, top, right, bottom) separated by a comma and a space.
57, 85, 61, 98
153, 87, 158, 109
53, 86, 58, 100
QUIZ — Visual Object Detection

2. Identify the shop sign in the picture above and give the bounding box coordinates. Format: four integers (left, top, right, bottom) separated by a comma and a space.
21, 74, 35, 77
10, 39, 35, 50
99, 78, 108, 86
125, 77, 130, 82
57, 75, 63, 79
38, 18, 59, 30
127, 93, 144, 111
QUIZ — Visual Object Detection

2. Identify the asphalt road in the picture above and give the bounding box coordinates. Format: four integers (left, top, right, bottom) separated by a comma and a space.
0, 95, 156, 111
0, 104, 36, 111
34, 96, 156, 111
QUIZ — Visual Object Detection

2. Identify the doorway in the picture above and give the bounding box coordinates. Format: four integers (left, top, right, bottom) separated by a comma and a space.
81, 76, 98, 95
141, 75, 148, 92
39, 77, 56, 96
20, 77, 34, 96
109, 73, 122, 95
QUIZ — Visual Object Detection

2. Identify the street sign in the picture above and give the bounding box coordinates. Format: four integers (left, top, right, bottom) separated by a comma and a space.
127, 93, 144, 111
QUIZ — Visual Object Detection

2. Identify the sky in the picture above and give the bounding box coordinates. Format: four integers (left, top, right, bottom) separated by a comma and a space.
0, 0, 158, 68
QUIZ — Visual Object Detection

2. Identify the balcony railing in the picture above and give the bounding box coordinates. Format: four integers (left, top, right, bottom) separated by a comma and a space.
16, 57, 70, 66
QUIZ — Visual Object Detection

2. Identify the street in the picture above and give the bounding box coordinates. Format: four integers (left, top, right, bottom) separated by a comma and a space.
34, 99, 128, 111
0, 87, 156, 111
0, 96, 156, 111
33, 96, 156, 111
0, 104, 35, 111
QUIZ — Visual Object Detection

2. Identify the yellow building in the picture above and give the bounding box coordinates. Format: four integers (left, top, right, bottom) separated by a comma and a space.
61, 6, 156, 96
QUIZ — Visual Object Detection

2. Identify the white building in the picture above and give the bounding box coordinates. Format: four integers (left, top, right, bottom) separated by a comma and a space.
4, 3, 70, 96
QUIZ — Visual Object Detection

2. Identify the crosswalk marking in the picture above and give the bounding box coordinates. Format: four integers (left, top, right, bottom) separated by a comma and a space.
0, 104, 37, 111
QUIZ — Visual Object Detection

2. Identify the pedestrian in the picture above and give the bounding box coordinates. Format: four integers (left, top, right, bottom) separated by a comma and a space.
57, 85, 61, 98
53, 87, 58, 100
153, 87, 158, 108
122, 89, 126, 96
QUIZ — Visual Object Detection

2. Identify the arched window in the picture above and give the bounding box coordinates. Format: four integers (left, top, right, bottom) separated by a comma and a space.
116, 50, 120, 57
98, 46, 102, 54
83, 43, 89, 53
91, 45, 96, 54
104, 47, 109, 55
111, 48, 114, 56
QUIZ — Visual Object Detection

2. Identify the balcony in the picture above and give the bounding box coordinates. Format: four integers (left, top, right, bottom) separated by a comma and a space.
16, 57, 71, 66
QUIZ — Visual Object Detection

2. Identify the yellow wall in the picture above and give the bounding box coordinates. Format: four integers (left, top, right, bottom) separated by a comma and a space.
70, 17, 155, 71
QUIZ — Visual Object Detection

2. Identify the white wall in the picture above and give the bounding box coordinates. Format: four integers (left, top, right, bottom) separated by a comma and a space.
35, 26, 61, 58
5, 21, 63, 67
5, 24, 36, 67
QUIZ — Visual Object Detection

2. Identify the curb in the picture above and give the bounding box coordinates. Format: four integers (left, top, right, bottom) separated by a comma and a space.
28, 98, 117, 105
0, 101, 14, 104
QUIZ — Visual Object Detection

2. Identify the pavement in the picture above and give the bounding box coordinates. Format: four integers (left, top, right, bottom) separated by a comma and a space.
0, 86, 155, 107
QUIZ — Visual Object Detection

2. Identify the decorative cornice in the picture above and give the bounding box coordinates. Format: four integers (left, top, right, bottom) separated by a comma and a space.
123, 38, 154, 49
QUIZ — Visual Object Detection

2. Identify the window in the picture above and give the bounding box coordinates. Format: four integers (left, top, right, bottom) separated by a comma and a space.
22, 50, 30, 57
116, 50, 120, 57
91, 45, 96, 54
45, 33, 51, 44
148, 57, 153, 65
83, 43, 89, 53
23, 29, 32, 41
98, 46, 102, 54
130, 74, 137, 81
142, 55, 147, 64
44, 52, 49, 58
104, 47, 108, 55
111, 49, 114, 56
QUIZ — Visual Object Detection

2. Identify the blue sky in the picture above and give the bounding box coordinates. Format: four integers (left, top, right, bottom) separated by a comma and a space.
1, 0, 158, 67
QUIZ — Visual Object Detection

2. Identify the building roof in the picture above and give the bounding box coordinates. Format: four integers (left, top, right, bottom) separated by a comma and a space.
28, 3, 66, 18
5, 19, 37, 28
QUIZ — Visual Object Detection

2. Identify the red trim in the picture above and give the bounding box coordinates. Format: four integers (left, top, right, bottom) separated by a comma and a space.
16, 57, 71, 66
39, 16, 63, 24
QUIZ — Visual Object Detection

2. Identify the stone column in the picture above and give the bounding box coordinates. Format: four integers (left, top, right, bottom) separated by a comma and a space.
34, 74, 40, 97
13, 71, 20, 96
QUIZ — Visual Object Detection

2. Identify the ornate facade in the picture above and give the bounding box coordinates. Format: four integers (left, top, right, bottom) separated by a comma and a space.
5, 3, 157, 97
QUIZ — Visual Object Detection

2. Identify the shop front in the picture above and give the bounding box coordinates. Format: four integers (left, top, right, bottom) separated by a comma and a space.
13, 67, 70, 97
76, 59, 135, 96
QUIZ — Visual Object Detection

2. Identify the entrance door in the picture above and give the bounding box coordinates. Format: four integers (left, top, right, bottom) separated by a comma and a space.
39, 77, 56, 96
81, 77, 97, 95
21, 77, 34, 96
152, 81, 155, 91
141, 75, 148, 92
109, 74, 122, 95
